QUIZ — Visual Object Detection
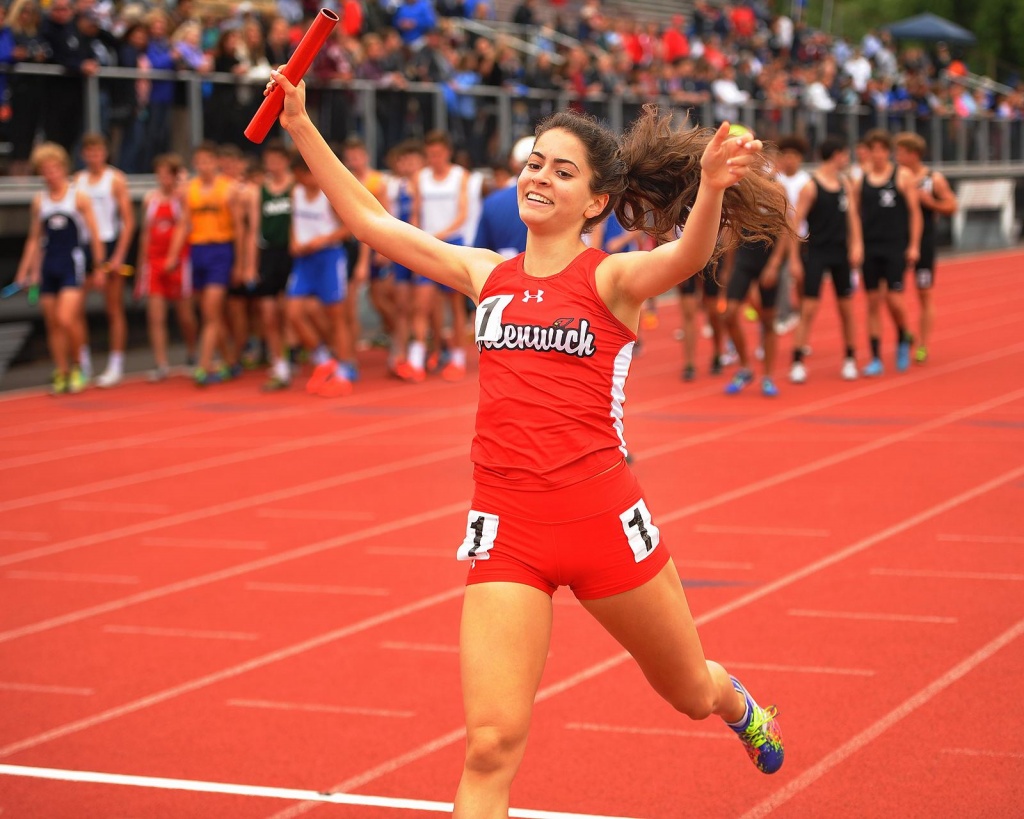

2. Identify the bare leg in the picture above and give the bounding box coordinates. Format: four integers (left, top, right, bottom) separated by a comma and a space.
454, 583, 552, 819
40, 295, 66, 374
105, 272, 127, 356
917, 287, 934, 350
175, 298, 198, 361
580, 560, 745, 722
148, 294, 168, 369
197, 286, 226, 372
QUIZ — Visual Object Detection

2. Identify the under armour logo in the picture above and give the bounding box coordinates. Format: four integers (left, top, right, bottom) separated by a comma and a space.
523, 290, 544, 302
880, 189, 897, 207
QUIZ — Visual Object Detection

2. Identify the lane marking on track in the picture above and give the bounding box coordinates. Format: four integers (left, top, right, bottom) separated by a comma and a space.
256, 509, 378, 522
720, 662, 875, 677
0, 764, 643, 819
739, 616, 1024, 818
227, 700, 415, 719
0, 682, 94, 696
103, 626, 261, 641
364, 547, 453, 558
0, 532, 49, 543
787, 609, 958, 624
142, 537, 269, 551
655, 387, 1024, 528
276, 465, 1024, 819
59, 501, 172, 515
380, 642, 460, 653
0, 444, 468, 572
870, 568, 1024, 581
0, 406, 474, 517
0, 499, 468, 646
565, 722, 733, 741
938, 534, 1024, 545
676, 560, 755, 571
245, 583, 391, 597
0, 585, 466, 759
5, 571, 140, 585
694, 525, 831, 538
941, 747, 1024, 761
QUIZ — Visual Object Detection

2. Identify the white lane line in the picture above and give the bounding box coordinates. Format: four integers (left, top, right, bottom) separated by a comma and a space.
677, 560, 756, 571
0, 403, 473, 518
380, 642, 460, 653
722, 662, 875, 677
565, 722, 733, 742
0, 531, 49, 543
295, 464, 1024, 819
245, 583, 390, 597
0, 499, 468, 646
694, 525, 831, 538
739, 617, 1024, 818
655, 387, 1024, 528
6, 571, 140, 585
0, 444, 468, 572
871, 568, 1024, 582
228, 699, 414, 719
364, 547, 452, 558
938, 534, 1024, 545
0, 765, 642, 819
0, 585, 466, 759
788, 609, 958, 624
103, 626, 260, 641
942, 747, 1024, 761
0, 682, 94, 696
257, 509, 377, 522
60, 501, 172, 515
142, 537, 269, 551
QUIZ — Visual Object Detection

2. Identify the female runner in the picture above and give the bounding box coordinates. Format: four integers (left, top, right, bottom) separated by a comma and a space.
267, 69, 792, 815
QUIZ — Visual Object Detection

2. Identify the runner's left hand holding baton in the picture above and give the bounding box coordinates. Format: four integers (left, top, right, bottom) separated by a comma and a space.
244, 9, 339, 144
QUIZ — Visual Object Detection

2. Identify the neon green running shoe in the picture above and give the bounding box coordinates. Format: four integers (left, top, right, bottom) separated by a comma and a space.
68, 367, 86, 394
914, 346, 928, 363
728, 676, 785, 774
51, 370, 68, 395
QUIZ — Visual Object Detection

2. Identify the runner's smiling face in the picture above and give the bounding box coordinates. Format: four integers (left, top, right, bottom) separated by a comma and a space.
517, 127, 607, 235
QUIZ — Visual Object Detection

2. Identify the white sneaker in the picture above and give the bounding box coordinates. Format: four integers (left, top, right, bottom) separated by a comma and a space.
841, 358, 858, 381
96, 368, 123, 388
789, 361, 807, 384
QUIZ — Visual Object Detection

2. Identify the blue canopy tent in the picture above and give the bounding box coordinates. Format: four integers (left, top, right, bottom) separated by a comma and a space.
881, 13, 977, 45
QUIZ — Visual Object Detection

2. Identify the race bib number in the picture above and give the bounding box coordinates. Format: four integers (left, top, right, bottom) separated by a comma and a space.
474, 294, 514, 343
619, 500, 660, 563
457, 510, 499, 561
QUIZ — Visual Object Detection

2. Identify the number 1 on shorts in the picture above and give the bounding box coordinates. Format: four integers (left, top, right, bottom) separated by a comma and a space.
619, 500, 660, 563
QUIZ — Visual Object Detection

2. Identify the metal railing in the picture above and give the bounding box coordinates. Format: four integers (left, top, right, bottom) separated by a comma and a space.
2, 63, 1023, 171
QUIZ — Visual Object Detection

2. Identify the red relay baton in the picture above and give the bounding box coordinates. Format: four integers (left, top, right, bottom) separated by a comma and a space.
244, 9, 339, 144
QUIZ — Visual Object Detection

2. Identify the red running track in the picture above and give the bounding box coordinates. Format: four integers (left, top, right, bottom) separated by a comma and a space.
0, 248, 1022, 818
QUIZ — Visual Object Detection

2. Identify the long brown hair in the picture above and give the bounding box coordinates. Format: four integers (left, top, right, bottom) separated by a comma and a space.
534, 105, 793, 254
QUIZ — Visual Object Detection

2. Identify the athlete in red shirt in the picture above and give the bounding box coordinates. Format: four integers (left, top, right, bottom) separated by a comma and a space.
270, 68, 792, 812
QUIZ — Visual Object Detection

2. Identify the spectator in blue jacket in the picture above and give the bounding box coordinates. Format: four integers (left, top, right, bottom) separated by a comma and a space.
392, 0, 436, 48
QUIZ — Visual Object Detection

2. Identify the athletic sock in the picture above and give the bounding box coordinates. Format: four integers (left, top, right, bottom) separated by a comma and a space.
108, 351, 124, 372
899, 328, 913, 345
408, 340, 426, 370
870, 337, 880, 359
312, 345, 331, 366
725, 695, 752, 730
79, 345, 92, 370
845, 345, 855, 359
792, 348, 804, 364
450, 348, 466, 367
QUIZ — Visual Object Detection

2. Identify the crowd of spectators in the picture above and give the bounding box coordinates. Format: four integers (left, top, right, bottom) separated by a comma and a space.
1, 0, 1022, 176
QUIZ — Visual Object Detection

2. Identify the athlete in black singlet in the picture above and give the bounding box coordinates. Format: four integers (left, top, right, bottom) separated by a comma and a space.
789, 136, 863, 383
894, 132, 958, 364
854, 129, 921, 376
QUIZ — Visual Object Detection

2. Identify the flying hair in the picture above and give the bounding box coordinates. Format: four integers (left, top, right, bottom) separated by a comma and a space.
614, 105, 793, 256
